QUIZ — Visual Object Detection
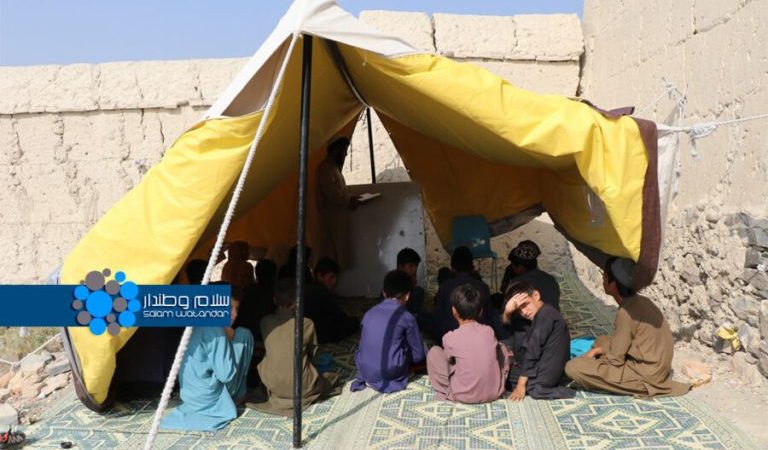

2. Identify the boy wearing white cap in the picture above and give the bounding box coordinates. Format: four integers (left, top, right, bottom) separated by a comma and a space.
564, 257, 691, 397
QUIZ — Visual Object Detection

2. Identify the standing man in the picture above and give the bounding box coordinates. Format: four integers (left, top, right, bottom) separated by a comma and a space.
314, 137, 360, 269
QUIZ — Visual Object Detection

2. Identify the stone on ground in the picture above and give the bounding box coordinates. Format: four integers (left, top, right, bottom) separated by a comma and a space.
20, 382, 42, 399
0, 388, 10, 402
0, 370, 14, 389
41, 373, 70, 397
46, 359, 71, 377
0, 404, 18, 426
680, 360, 713, 384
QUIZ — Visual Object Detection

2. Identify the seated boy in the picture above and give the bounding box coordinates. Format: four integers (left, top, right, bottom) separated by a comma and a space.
304, 257, 358, 343
352, 270, 426, 393
502, 282, 574, 400
161, 295, 254, 431
395, 248, 426, 317
427, 284, 509, 404
250, 280, 339, 416
221, 241, 254, 292
565, 258, 691, 397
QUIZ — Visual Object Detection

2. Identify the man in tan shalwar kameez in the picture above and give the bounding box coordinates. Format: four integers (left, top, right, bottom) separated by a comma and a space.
249, 280, 339, 416
565, 258, 691, 398
314, 137, 360, 269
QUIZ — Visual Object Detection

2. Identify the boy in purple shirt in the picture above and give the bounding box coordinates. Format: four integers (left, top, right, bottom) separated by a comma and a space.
427, 284, 510, 403
352, 270, 426, 393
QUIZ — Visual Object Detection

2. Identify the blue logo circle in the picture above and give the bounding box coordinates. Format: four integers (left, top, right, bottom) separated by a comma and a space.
115, 271, 126, 283
86, 291, 113, 318
128, 299, 141, 313
118, 311, 136, 327
74, 285, 90, 300
120, 282, 139, 300
89, 318, 107, 335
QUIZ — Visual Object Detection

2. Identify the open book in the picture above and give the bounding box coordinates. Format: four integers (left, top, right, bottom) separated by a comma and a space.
358, 192, 381, 203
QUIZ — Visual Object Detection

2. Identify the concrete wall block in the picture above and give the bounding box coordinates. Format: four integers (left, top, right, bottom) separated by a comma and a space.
97, 62, 145, 110
136, 60, 201, 108
33, 224, 86, 282
156, 106, 206, 148
512, 14, 583, 61
359, 11, 436, 53
0, 66, 58, 114
0, 117, 21, 166
11, 163, 81, 224
62, 111, 130, 161
39, 64, 99, 112
197, 58, 249, 105
693, 0, 743, 33
434, 13, 516, 59
470, 60, 580, 95
122, 110, 165, 165
13, 115, 65, 166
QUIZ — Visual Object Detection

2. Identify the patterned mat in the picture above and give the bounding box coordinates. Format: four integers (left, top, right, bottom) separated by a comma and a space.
22, 270, 754, 449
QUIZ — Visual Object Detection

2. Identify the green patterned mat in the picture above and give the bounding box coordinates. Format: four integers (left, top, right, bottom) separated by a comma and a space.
22, 270, 754, 449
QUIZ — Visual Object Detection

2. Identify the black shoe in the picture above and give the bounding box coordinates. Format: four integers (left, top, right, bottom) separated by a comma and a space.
0, 428, 26, 449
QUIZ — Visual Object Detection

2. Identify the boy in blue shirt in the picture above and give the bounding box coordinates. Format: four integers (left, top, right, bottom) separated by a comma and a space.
352, 270, 426, 393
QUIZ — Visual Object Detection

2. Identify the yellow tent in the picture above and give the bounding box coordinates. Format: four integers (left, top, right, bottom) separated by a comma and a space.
60, 0, 661, 411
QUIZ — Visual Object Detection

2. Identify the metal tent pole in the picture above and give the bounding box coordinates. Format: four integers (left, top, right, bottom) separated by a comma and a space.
366, 107, 376, 183
293, 33, 313, 449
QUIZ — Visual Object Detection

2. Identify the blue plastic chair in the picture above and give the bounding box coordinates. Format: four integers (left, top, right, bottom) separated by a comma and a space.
450, 215, 498, 290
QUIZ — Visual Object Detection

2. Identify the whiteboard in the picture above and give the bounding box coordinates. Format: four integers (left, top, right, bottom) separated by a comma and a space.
336, 182, 426, 297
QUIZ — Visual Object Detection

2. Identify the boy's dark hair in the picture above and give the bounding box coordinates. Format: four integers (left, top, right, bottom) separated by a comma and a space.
274, 279, 296, 307
396, 248, 421, 266
382, 270, 413, 300
186, 259, 208, 285
450, 246, 474, 273
327, 137, 350, 155
604, 257, 636, 298
509, 255, 538, 271
505, 281, 536, 300
288, 245, 312, 265
382, 270, 414, 299
254, 259, 278, 286
450, 284, 483, 320
314, 257, 340, 276
437, 267, 453, 285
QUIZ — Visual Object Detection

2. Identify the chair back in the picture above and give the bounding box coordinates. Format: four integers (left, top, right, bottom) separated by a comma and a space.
450, 215, 495, 258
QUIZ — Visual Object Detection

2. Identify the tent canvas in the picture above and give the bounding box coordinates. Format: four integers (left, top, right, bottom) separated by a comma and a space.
57, 0, 666, 439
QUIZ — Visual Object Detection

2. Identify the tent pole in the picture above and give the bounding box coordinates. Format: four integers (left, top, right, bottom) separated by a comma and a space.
293, 33, 313, 449
366, 108, 376, 183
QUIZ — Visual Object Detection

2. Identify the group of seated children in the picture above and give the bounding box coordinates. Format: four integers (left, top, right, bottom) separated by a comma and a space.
353, 241, 691, 405
163, 239, 691, 432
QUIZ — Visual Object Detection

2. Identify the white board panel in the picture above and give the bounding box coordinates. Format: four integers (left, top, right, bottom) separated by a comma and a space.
336, 182, 426, 297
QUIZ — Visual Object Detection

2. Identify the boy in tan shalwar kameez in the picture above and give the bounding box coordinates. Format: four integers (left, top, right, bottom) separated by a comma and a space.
565, 258, 690, 398
249, 280, 340, 416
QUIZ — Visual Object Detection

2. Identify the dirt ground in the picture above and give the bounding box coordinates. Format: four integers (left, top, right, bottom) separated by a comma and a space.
676, 344, 768, 447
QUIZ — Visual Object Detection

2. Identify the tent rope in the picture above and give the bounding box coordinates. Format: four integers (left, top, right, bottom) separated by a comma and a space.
657, 112, 768, 158
637, 78, 679, 114
142, 31, 301, 450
